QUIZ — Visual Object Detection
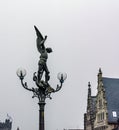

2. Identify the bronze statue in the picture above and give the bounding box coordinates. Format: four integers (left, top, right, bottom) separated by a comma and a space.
34, 26, 52, 83
16, 26, 67, 130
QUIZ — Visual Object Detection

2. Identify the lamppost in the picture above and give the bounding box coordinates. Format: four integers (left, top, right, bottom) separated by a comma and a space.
16, 26, 67, 130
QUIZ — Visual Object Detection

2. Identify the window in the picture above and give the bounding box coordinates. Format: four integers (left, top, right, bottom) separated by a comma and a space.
112, 111, 117, 117
97, 112, 105, 122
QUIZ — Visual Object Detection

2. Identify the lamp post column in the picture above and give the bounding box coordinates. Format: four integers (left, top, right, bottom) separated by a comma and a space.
39, 101, 46, 130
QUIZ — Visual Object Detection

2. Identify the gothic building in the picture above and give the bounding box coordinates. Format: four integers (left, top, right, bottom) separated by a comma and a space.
84, 69, 119, 130
0, 118, 12, 130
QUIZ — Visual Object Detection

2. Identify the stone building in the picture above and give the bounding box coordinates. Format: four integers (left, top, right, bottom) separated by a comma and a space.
0, 118, 12, 130
84, 69, 119, 130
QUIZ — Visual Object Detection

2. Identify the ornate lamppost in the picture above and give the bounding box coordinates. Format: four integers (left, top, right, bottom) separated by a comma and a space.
16, 26, 67, 130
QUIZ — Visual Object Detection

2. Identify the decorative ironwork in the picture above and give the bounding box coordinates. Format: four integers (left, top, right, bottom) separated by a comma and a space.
17, 69, 66, 100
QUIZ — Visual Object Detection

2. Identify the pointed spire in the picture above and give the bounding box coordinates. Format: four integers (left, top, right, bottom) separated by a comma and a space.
98, 68, 102, 83
99, 68, 102, 74
88, 82, 91, 97
17, 127, 19, 130
87, 82, 91, 111
88, 82, 91, 88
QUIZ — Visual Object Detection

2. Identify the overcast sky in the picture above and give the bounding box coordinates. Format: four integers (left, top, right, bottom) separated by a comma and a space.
0, 0, 119, 130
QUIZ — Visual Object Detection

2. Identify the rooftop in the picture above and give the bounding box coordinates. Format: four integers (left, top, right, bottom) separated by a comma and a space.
102, 77, 119, 123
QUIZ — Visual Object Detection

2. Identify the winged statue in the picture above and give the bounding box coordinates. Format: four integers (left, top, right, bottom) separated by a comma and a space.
34, 26, 52, 84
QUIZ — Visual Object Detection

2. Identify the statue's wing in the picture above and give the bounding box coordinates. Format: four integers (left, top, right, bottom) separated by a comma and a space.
34, 25, 44, 41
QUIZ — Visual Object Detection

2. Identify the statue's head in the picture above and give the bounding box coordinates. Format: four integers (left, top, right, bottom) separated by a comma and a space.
46, 48, 52, 53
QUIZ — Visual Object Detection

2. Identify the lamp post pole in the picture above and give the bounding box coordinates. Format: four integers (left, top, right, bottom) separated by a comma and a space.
39, 101, 45, 130
16, 26, 67, 130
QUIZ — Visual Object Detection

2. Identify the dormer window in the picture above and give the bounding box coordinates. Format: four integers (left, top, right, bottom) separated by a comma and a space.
112, 111, 117, 117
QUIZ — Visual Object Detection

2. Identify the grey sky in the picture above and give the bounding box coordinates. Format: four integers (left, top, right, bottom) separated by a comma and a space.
0, 0, 119, 130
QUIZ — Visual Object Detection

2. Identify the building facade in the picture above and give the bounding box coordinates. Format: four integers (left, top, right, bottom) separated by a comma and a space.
0, 119, 12, 130
84, 69, 119, 130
